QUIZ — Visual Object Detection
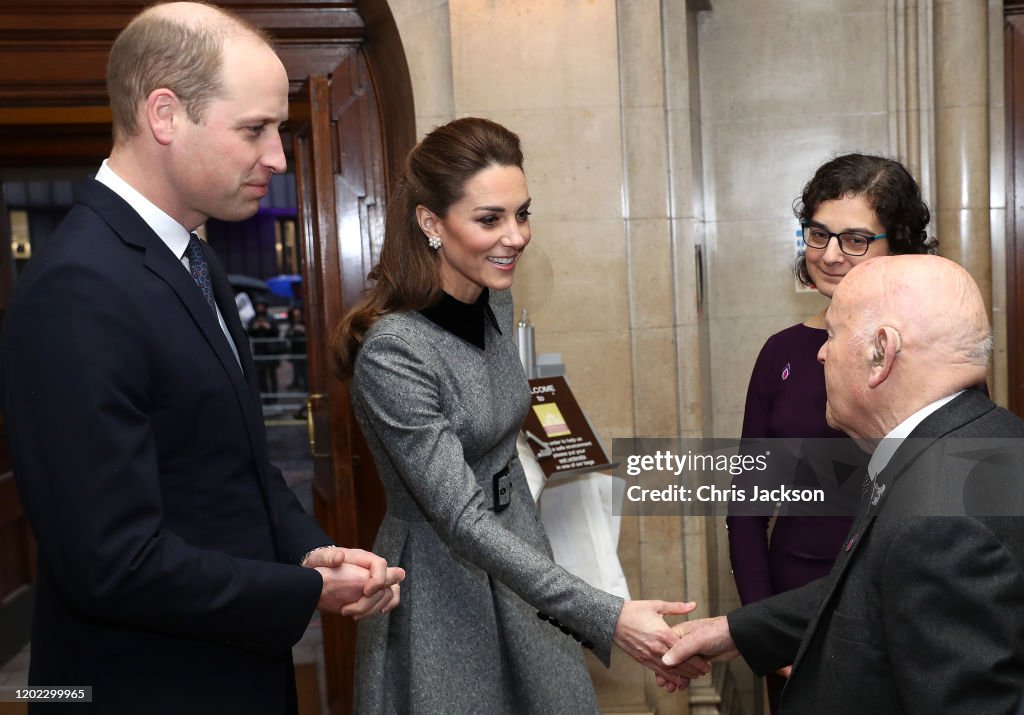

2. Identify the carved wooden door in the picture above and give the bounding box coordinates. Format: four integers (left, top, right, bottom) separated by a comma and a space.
291, 49, 388, 715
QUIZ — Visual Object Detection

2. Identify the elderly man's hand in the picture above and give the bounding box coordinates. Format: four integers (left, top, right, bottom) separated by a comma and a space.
656, 616, 739, 693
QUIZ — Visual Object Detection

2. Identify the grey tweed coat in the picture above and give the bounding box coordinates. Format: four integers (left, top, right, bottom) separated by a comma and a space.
351, 289, 623, 714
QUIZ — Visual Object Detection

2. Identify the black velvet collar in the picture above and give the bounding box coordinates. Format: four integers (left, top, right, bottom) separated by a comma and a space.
419, 288, 501, 350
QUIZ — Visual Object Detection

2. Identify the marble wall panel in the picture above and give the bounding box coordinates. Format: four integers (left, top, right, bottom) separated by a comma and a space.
701, 114, 892, 224
623, 106, 670, 220
632, 327, 681, 437
697, 6, 888, 122
519, 218, 629, 334
449, 0, 620, 113
628, 218, 674, 330
546, 328, 635, 439
482, 107, 625, 223
387, 0, 454, 131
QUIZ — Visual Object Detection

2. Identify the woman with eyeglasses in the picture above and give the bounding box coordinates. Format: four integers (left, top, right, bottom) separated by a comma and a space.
727, 153, 935, 714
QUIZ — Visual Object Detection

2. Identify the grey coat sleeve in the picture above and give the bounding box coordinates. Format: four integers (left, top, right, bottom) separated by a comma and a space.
354, 332, 623, 665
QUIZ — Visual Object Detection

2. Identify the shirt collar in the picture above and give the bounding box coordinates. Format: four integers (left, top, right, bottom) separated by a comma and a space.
95, 159, 192, 261
419, 289, 501, 350
867, 390, 964, 480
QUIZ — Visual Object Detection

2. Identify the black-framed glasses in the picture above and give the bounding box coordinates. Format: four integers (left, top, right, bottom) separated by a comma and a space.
801, 222, 887, 257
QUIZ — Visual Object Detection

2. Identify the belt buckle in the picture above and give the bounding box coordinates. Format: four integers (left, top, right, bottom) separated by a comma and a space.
492, 466, 511, 511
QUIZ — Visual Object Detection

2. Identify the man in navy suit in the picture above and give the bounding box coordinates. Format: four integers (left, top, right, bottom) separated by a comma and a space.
660, 255, 1024, 713
0, 3, 402, 712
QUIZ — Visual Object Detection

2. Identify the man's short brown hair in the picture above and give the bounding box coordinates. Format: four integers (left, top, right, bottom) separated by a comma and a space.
106, 2, 270, 142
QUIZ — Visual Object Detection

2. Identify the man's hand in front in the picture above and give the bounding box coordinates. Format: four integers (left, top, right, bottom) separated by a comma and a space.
304, 547, 405, 619
656, 616, 739, 693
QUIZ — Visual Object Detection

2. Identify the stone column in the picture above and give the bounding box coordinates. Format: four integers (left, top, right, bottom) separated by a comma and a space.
934, 0, 991, 310
887, 0, 936, 212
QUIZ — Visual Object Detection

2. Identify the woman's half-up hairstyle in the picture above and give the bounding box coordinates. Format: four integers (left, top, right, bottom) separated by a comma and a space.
332, 117, 524, 378
793, 153, 936, 287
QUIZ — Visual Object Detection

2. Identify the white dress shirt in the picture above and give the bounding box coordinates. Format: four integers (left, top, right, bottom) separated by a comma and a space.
94, 160, 241, 368
867, 390, 965, 480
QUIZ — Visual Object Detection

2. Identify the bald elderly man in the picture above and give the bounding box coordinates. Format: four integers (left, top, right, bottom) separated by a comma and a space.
1, 3, 402, 713
661, 255, 1024, 713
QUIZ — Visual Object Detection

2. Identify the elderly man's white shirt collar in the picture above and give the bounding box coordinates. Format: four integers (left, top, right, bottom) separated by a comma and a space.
867, 390, 964, 481
95, 159, 191, 261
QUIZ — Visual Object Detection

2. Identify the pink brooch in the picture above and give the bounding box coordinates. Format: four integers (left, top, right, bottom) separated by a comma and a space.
781, 363, 791, 381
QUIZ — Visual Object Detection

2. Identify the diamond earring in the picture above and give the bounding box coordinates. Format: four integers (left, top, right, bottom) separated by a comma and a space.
427, 235, 442, 250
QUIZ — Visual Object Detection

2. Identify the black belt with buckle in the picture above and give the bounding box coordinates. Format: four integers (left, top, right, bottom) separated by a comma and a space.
491, 465, 511, 512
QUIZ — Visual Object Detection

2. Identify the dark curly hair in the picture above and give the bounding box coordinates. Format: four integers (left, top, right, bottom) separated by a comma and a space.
794, 153, 936, 286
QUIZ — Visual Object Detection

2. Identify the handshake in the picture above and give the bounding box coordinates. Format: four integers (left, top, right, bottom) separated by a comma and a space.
612, 604, 743, 691
301, 546, 406, 619
298, 548, 740, 693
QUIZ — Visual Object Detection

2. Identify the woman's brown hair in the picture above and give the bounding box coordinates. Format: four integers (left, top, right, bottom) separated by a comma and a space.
332, 117, 524, 378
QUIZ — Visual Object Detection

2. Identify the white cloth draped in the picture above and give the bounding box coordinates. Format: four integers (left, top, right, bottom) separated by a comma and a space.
517, 435, 630, 600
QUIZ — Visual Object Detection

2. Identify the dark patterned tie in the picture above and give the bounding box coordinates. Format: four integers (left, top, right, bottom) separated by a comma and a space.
185, 233, 217, 313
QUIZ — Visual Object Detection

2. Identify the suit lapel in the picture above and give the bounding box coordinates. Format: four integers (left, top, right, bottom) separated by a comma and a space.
141, 240, 250, 384
205, 243, 261, 398
788, 446, 916, 672
789, 389, 997, 671
791, 437, 938, 671
789, 508, 876, 671
202, 244, 276, 507
77, 180, 270, 467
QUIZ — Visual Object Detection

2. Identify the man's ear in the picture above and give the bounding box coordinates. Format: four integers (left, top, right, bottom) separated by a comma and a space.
146, 88, 179, 146
867, 326, 901, 389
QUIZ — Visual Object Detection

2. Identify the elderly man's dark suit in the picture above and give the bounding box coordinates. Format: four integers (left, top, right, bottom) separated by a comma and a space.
729, 389, 1024, 714
1, 181, 330, 714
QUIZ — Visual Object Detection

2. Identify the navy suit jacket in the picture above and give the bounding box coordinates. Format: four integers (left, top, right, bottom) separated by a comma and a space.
1, 180, 330, 714
729, 389, 1024, 714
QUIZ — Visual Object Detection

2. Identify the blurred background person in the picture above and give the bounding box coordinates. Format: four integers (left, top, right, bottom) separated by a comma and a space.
727, 153, 934, 713
286, 306, 308, 391
249, 299, 281, 401
333, 117, 704, 714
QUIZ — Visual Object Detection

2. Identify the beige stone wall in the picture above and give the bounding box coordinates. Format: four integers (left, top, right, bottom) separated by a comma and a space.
391, 0, 638, 438
699, 1, 893, 441
990, 0, 1007, 406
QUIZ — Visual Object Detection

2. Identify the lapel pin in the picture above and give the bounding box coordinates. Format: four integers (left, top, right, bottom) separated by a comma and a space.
870, 481, 886, 506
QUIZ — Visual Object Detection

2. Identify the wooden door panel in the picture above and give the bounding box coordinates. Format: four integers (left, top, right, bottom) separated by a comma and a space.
0, 185, 35, 665
293, 73, 357, 715
293, 48, 388, 715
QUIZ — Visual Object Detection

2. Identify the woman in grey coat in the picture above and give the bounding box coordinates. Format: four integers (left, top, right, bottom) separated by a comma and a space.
334, 117, 706, 714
